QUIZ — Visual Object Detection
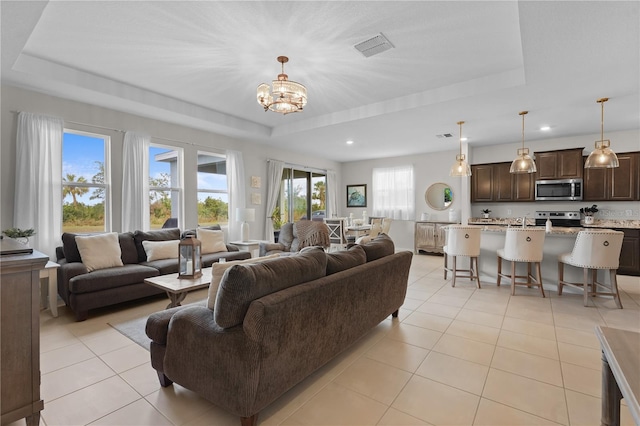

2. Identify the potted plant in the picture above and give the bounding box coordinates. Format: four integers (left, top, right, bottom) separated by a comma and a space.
2, 227, 36, 245
481, 209, 491, 219
580, 204, 598, 224
271, 206, 284, 241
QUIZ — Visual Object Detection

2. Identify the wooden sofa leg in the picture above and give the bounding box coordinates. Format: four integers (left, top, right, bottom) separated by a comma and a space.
157, 372, 173, 387
241, 414, 258, 426
392, 309, 399, 318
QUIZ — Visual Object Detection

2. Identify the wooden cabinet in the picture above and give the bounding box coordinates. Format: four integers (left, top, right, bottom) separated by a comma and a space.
584, 152, 639, 201
617, 228, 640, 276
415, 221, 451, 254
535, 148, 584, 180
471, 163, 535, 202
1, 248, 48, 426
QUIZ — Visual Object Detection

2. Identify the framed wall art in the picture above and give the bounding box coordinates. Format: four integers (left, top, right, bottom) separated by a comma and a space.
346, 184, 367, 207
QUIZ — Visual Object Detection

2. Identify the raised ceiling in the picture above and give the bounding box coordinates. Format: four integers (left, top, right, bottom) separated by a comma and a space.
2, 1, 639, 162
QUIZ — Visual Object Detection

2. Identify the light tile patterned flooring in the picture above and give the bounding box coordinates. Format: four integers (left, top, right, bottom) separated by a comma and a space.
10, 253, 640, 425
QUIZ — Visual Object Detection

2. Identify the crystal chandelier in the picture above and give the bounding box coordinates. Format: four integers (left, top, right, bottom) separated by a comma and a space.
450, 121, 471, 177
584, 97, 619, 168
510, 111, 537, 174
257, 56, 307, 115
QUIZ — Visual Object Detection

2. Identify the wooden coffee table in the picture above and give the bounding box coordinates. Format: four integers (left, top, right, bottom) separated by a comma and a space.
144, 268, 212, 309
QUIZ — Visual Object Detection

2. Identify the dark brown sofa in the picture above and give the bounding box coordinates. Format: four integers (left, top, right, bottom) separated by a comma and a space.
145, 234, 412, 425
56, 227, 251, 321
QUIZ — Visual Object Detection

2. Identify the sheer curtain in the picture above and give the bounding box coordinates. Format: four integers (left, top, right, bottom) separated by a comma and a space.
122, 131, 150, 231
326, 169, 338, 218
14, 112, 64, 259
264, 159, 284, 241
226, 150, 245, 242
372, 165, 415, 220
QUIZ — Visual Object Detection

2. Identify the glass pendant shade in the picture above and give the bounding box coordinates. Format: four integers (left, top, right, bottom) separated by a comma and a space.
584, 140, 619, 168
584, 98, 619, 168
257, 56, 307, 115
510, 111, 536, 174
450, 121, 472, 177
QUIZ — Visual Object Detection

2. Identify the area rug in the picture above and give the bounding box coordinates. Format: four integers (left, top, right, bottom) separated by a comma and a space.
109, 300, 207, 350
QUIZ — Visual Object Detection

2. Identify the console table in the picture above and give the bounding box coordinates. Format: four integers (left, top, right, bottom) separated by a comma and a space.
1, 247, 48, 426
595, 326, 640, 426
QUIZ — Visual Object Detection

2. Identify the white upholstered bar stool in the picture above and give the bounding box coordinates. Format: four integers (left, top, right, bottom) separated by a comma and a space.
443, 226, 482, 288
558, 230, 624, 308
497, 228, 546, 297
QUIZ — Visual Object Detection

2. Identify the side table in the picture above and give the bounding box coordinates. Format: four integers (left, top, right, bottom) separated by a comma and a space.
40, 260, 60, 317
229, 240, 264, 258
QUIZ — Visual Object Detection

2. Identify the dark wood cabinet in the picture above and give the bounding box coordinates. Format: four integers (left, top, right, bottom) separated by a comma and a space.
471, 162, 535, 202
535, 148, 584, 180
617, 228, 640, 276
1, 248, 48, 426
584, 152, 639, 201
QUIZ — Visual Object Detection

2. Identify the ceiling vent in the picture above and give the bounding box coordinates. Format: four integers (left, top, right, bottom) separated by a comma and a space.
436, 133, 454, 139
354, 33, 394, 58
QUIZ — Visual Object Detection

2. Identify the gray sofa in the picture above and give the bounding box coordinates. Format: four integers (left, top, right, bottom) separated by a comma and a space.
56, 227, 251, 321
146, 234, 412, 425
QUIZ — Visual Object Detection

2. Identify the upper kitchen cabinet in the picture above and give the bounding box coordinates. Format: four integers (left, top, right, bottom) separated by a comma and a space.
471, 162, 535, 202
584, 152, 639, 201
535, 148, 584, 180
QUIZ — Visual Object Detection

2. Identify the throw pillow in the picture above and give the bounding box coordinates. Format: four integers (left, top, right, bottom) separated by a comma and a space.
206, 254, 280, 309
142, 240, 180, 261
75, 232, 124, 272
197, 228, 228, 254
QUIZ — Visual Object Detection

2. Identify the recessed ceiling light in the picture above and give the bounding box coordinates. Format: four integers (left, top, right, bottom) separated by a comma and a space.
346, 140, 354, 145
460, 137, 468, 142
540, 126, 551, 131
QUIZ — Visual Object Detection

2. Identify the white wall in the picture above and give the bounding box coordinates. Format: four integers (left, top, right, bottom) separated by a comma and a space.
341, 150, 467, 251
0, 85, 341, 240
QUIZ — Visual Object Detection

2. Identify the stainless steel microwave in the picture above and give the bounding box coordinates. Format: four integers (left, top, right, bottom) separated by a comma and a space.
535, 178, 583, 201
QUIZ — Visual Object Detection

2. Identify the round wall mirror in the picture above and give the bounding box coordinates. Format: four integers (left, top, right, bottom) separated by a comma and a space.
425, 182, 453, 210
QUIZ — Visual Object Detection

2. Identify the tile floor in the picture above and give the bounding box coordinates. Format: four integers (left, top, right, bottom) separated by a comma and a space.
10, 253, 640, 425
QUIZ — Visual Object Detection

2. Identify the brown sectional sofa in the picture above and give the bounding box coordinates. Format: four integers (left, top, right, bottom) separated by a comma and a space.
56, 227, 251, 321
145, 234, 412, 425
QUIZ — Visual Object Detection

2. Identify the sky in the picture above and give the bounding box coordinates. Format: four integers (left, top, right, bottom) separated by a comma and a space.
62, 132, 228, 205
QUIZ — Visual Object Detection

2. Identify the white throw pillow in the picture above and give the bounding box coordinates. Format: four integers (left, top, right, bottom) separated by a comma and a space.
197, 228, 228, 254
142, 240, 180, 261
206, 254, 280, 309
75, 232, 124, 272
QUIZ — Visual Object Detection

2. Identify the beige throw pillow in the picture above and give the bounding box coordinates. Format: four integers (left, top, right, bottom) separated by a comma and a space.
142, 240, 180, 261
197, 228, 228, 254
206, 254, 280, 309
75, 232, 124, 272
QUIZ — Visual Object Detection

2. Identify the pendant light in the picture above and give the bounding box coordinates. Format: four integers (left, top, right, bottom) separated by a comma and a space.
449, 121, 471, 177
584, 97, 619, 168
510, 111, 537, 174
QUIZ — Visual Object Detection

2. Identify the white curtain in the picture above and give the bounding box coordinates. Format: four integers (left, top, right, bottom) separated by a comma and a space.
122, 131, 150, 231
372, 165, 415, 220
264, 159, 284, 241
326, 169, 338, 219
226, 150, 246, 242
14, 112, 64, 260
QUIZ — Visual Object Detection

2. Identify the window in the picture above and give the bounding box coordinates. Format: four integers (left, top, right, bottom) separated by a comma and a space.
372, 165, 415, 220
149, 144, 183, 229
197, 151, 228, 226
276, 167, 326, 223
62, 130, 110, 232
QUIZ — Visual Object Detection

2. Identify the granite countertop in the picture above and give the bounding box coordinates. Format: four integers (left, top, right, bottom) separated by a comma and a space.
469, 225, 582, 235
469, 217, 640, 230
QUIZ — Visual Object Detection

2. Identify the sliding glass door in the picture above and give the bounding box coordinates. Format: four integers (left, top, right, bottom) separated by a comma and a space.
277, 168, 326, 223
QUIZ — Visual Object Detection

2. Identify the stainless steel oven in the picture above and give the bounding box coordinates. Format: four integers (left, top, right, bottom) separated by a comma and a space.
535, 178, 583, 201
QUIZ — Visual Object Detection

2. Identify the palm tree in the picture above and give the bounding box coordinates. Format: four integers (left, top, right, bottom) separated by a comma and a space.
63, 173, 89, 206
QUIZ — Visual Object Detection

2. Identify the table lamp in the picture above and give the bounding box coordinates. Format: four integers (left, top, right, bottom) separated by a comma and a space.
237, 208, 255, 242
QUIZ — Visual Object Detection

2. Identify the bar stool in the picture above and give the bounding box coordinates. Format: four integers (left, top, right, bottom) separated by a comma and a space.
497, 228, 546, 297
558, 230, 624, 308
443, 226, 482, 288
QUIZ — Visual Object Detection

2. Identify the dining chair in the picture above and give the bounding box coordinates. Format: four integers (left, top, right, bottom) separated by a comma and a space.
558, 230, 624, 308
324, 218, 348, 251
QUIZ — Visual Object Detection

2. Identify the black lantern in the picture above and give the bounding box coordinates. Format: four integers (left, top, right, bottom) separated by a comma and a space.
178, 236, 202, 279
